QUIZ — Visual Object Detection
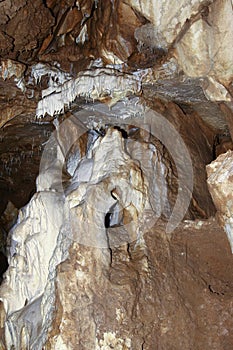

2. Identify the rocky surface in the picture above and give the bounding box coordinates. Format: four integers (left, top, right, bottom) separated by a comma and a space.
45, 218, 233, 350
0, 0, 233, 349
207, 150, 233, 252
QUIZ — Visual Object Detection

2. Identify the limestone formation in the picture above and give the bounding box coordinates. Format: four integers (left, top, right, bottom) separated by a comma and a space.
0, 0, 233, 349
207, 150, 233, 252
0, 120, 176, 348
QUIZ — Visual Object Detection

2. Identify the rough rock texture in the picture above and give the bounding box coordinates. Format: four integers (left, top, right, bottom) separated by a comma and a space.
46, 218, 233, 350
1, 0, 54, 61
0, 121, 179, 348
0, 0, 233, 349
176, 0, 233, 85
207, 150, 233, 252
0, 168, 68, 348
0, 117, 233, 349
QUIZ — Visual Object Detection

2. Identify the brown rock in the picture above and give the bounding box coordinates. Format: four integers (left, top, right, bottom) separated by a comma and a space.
5, 0, 54, 61
46, 219, 233, 349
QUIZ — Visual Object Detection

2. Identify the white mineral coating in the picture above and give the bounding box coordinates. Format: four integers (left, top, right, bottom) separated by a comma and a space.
208, 0, 233, 83
67, 128, 149, 248
36, 136, 65, 192
101, 47, 125, 65
128, 0, 233, 87
0, 122, 172, 348
81, 97, 146, 121
1, 59, 26, 92
201, 77, 232, 102
37, 115, 88, 191
31, 62, 71, 87
128, 0, 208, 46
96, 332, 131, 350
72, 157, 93, 183
36, 158, 64, 192
207, 150, 233, 252
76, 23, 88, 44
175, 19, 211, 77
36, 68, 142, 118
135, 23, 169, 50
176, 0, 233, 85
127, 139, 171, 219
66, 128, 98, 177
30, 63, 73, 112
1, 59, 26, 81
0, 191, 67, 349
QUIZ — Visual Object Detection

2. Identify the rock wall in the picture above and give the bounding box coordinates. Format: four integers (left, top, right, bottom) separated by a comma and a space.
207, 150, 233, 252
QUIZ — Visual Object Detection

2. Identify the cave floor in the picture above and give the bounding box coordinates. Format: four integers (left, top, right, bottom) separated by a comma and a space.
142, 217, 233, 349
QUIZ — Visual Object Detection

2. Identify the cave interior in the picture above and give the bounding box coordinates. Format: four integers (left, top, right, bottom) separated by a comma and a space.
0, 1, 233, 349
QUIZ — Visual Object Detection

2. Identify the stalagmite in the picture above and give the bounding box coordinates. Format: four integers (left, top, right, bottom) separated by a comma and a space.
0, 119, 174, 349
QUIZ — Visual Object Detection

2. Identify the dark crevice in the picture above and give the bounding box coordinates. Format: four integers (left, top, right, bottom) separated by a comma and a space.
212, 133, 233, 160
113, 126, 128, 139
208, 284, 225, 296
127, 243, 131, 260
0, 253, 8, 285
104, 212, 112, 229
110, 189, 117, 200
